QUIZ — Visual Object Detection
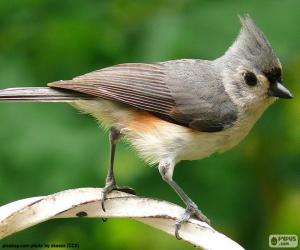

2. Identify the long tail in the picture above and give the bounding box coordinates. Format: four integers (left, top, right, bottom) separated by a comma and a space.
0, 87, 95, 102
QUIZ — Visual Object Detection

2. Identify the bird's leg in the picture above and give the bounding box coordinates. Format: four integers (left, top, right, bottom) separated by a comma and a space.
158, 159, 210, 240
101, 127, 135, 212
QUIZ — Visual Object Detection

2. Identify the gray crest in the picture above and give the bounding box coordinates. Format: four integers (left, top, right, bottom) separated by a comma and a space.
225, 15, 280, 72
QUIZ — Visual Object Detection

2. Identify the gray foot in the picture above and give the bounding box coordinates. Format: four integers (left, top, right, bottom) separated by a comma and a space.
175, 203, 210, 240
101, 183, 136, 212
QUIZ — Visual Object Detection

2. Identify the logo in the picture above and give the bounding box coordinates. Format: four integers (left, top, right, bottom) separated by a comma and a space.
269, 234, 298, 248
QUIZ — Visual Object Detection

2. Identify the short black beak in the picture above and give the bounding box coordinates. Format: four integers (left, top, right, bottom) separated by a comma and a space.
268, 82, 293, 99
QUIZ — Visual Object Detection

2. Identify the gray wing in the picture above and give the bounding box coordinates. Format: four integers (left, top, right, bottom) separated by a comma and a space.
48, 63, 179, 121
162, 60, 238, 132
48, 61, 238, 132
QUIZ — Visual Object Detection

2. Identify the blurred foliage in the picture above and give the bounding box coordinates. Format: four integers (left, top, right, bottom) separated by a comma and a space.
0, 1, 299, 250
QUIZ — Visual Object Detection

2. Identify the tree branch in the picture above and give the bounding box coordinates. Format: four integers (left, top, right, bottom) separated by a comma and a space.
0, 188, 244, 250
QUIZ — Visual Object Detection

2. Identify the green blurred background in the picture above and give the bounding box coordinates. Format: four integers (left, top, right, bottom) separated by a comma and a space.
0, 1, 299, 249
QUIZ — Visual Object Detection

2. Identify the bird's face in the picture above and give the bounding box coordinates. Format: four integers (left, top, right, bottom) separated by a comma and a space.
231, 62, 293, 107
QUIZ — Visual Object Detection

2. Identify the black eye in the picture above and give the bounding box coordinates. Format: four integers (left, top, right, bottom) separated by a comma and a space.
244, 71, 257, 86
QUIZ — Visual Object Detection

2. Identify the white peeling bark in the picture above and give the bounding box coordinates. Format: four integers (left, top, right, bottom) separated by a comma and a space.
0, 188, 244, 250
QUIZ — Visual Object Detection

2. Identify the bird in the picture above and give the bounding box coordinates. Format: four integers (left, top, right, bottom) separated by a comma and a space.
0, 15, 293, 239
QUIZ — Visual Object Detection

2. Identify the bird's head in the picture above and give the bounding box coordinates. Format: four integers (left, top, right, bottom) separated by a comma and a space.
219, 15, 293, 111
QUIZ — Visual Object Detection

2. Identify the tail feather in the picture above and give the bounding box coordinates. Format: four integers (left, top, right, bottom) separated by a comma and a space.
0, 87, 95, 102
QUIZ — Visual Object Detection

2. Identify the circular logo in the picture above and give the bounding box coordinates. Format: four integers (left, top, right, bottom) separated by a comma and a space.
271, 236, 278, 246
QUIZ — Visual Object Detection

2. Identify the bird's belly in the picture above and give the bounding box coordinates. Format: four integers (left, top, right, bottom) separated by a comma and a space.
125, 116, 249, 164
71, 99, 254, 164
178, 135, 226, 160
177, 130, 246, 160
169, 130, 244, 161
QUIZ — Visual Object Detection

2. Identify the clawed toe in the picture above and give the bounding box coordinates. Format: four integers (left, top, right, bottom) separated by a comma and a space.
101, 184, 115, 212
101, 185, 136, 212
194, 210, 210, 225
115, 186, 136, 195
175, 205, 210, 240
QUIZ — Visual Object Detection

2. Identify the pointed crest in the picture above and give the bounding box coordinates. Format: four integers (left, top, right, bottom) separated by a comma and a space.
225, 14, 280, 72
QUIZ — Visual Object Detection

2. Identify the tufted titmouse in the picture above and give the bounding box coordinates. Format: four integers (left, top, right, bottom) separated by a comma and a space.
0, 15, 293, 239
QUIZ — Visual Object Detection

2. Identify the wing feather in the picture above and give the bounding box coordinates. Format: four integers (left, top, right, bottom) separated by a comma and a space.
48, 63, 178, 117
48, 61, 238, 132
